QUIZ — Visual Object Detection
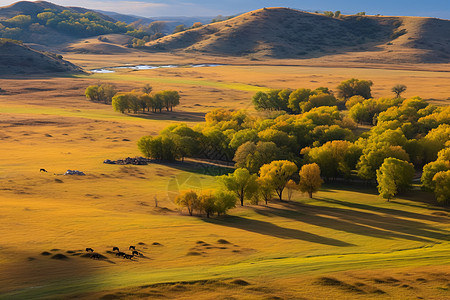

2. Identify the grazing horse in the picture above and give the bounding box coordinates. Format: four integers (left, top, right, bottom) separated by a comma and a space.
116, 251, 125, 257
40, 169, 48, 172
123, 254, 133, 260
129, 246, 136, 250
85, 248, 94, 252
113, 247, 119, 252
132, 250, 139, 256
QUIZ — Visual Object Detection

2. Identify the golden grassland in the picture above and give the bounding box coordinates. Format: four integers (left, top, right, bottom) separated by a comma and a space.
0, 57, 449, 299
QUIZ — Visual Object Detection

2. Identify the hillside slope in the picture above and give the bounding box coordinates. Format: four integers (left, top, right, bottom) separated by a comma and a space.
0, 39, 83, 74
0, 1, 125, 47
0, 1, 115, 21
146, 7, 450, 63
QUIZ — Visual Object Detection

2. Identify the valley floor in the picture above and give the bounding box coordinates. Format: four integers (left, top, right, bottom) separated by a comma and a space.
0, 57, 449, 299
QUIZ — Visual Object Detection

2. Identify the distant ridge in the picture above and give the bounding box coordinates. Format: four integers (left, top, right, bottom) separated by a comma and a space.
146, 7, 450, 63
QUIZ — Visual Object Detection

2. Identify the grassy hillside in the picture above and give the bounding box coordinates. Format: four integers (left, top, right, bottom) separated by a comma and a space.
146, 7, 450, 63
0, 0, 115, 21
0, 1, 129, 46
0, 38, 83, 74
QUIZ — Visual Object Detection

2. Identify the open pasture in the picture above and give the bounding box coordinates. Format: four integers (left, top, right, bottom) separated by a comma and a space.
0, 58, 449, 299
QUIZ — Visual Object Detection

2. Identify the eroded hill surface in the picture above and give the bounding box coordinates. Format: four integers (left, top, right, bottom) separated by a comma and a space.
146, 7, 450, 63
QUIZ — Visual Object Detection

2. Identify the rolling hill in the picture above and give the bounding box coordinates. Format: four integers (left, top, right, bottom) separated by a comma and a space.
0, 38, 83, 74
0, 1, 128, 47
146, 7, 450, 63
0, 0, 115, 21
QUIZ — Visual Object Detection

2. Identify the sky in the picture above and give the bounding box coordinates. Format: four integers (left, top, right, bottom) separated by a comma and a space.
1, 0, 449, 19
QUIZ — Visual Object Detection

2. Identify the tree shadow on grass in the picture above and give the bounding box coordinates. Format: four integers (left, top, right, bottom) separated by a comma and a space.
317, 197, 449, 223
203, 216, 354, 247
253, 200, 449, 243
128, 111, 205, 122
151, 159, 233, 177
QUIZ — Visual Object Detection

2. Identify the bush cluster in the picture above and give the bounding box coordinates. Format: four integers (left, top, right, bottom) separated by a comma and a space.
138, 79, 449, 204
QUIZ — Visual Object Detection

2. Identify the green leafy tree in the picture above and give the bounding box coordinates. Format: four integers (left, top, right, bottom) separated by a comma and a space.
126, 93, 140, 113
140, 93, 153, 112
199, 192, 217, 218
137, 136, 153, 158
255, 177, 275, 205
298, 163, 323, 198
229, 129, 258, 149
159, 90, 180, 111
234, 141, 282, 173
112, 94, 129, 113
421, 148, 450, 191
173, 135, 197, 162
304, 140, 361, 180
85, 84, 116, 104
357, 144, 409, 180
137, 135, 179, 161
302, 93, 337, 112
214, 190, 237, 215
345, 95, 365, 109
376, 158, 415, 201
219, 168, 258, 206
252, 91, 270, 110
259, 160, 298, 201
432, 170, 450, 204
288, 88, 311, 113
336, 78, 373, 99
153, 92, 164, 112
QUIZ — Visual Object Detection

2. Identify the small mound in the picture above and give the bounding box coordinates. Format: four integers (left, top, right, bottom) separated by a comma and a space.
217, 239, 231, 244
64, 42, 132, 54
27, 257, 36, 261
54, 179, 63, 183
230, 279, 250, 286
51, 253, 69, 260
152, 242, 162, 246
40, 251, 51, 256
186, 251, 202, 256
50, 248, 60, 251
138, 242, 146, 245
196, 241, 205, 244
316, 277, 365, 294
317, 277, 345, 286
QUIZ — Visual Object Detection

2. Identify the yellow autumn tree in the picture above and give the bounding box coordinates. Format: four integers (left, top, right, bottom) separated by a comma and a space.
298, 163, 323, 198
259, 160, 298, 201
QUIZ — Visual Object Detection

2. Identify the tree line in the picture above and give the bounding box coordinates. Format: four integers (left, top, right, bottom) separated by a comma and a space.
137, 78, 450, 205
85, 84, 180, 114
